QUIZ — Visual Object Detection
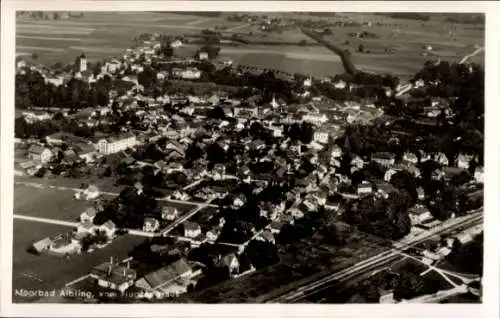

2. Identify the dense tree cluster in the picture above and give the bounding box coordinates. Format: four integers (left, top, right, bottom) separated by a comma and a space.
343, 194, 412, 240
94, 187, 161, 229
284, 122, 315, 144
393, 271, 439, 300
377, 13, 431, 21
413, 61, 484, 133
15, 68, 123, 110
240, 240, 280, 269
447, 232, 483, 275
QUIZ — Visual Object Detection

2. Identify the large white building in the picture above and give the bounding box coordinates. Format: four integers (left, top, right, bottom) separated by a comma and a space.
96, 133, 137, 155
172, 68, 201, 80
302, 113, 328, 125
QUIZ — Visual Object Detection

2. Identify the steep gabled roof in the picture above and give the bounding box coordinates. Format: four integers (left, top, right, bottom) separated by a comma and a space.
143, 258, 192, 289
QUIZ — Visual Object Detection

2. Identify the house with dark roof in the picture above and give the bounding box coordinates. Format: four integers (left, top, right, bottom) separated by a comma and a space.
27, 145, 52, 164
99, 220, 116, 239
80, 207, 97, 223
91, 259, 137, 293
74, 143, 97, 162
269, 220, 283, 234
219, 253, 240, 275
165, 148, 185, 162
371, 152, 395, 167
135, 258, 199, 292
162, 206, 179, 221
46, 132, 89, 146
165, 140, 186, 156
357, 181, 373, 195
32, 237, 52, 254
184, 222, 201, 238
408, 204, 433, 225
375, 182, 398, 199
261, 230, 275, 244
143, 218, 160, 232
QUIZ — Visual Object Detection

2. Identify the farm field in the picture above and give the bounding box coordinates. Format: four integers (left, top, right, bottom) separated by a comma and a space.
16, 12, 224, 65
320, 13, 484, 78
14, 176, 196, 219
14, 184, 93, 222
16, 12, 484, 79
12, 220, 144, 303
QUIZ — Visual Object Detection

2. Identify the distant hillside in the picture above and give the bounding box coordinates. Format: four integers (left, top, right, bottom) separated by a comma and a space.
16, 11, 84, 20
441, 13, 485, 25
375, 12, 484, 24
156, 11, 222, 17
374, 13, 431, 21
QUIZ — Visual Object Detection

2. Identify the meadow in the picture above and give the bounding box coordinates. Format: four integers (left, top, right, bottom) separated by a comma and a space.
14, 185, 92, 221
16, 12, 484, 80
323, 12, 484, 78
12, 219, 144, 302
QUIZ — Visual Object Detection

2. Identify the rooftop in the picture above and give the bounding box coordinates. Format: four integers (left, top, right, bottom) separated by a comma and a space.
141, 258, 193, 289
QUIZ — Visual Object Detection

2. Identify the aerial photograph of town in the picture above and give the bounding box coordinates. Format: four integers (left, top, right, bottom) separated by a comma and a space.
12, 11, 484, 304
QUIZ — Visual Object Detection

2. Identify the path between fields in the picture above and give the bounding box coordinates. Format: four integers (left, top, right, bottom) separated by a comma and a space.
14, 180, 218, 208
14, 214, 155, 237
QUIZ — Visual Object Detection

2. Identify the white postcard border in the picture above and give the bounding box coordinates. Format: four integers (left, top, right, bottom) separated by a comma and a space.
1, 1, 499, 317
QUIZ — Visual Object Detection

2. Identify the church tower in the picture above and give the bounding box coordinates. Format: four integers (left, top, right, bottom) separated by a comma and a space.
78, 54, 87, 72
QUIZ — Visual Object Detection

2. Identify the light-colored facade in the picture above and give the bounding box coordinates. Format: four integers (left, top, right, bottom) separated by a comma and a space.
97, 134, 137, 155
314, 130, 329, 144
172, 68, 201, 80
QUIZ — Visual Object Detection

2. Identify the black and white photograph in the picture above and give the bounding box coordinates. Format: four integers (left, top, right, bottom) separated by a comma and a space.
1, 1, 499, 317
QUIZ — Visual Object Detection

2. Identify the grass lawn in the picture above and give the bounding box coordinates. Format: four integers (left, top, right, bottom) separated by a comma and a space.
14, 184, 93, 221
17, 12, 482, 79
12, 219, 144, 303
17, 12, 483, 80
16, 12, 230, 66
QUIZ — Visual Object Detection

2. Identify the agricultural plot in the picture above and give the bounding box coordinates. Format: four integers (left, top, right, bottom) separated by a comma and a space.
12, 220, 143, 303
14, 185, 92, 222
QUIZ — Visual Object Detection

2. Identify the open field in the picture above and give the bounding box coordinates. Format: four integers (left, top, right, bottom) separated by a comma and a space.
12, 219, 144, 303
15, 184, 93, 222
14, 176, 197, 219
16, 12, 218, 65
320, 13, 484, 78
17, 12, 483, 79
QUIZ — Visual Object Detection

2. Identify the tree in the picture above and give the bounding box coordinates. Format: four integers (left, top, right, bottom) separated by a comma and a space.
285, 123, 302, 141
93, 231, 109, 245
159, 41, 174, 58
137, 66, 157, 89
209, 106, 226, 119
206, 143, 226, 164
451, 170, 471, 186
92, 62, 102, 77
186, 142, 204, 162
299, 122, 314, 144
321, 223, 347, 246
390, 170, 418, 203
392, 210, 412, 239
249, 121, 263, 137
198, 61, 216, 74
241, 240, 279, 269
14, 117, 28, 138
393, 271, 425, 300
